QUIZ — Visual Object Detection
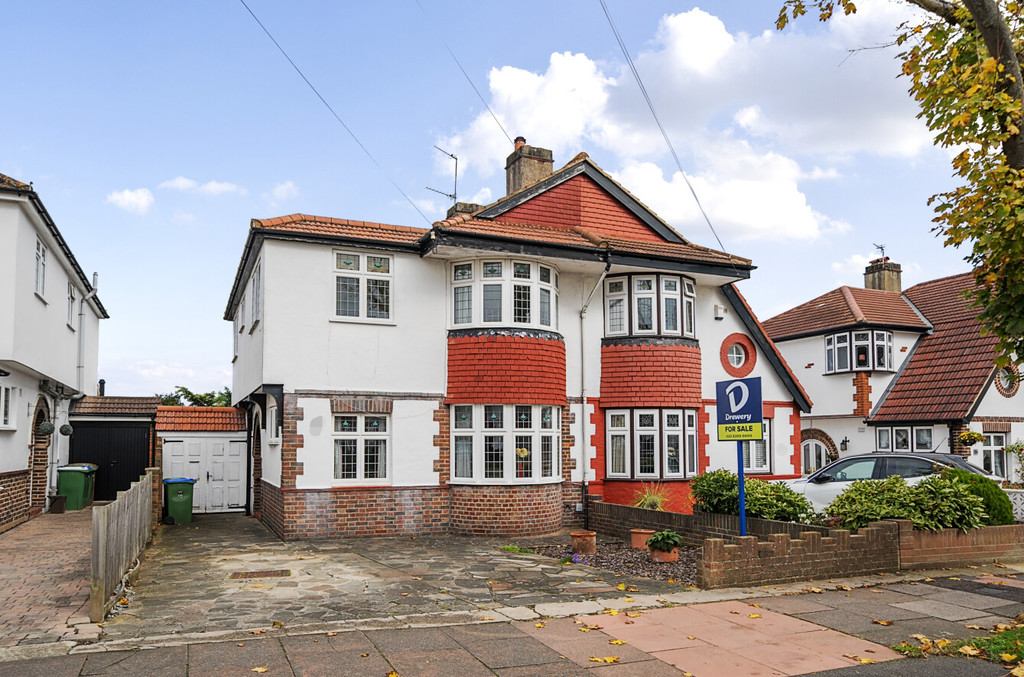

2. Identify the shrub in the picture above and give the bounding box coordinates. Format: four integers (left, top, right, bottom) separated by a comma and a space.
827, 475, 988, 532
629, 482, 669, 511
690, 469, 813, 522
940, 468, 1014, 526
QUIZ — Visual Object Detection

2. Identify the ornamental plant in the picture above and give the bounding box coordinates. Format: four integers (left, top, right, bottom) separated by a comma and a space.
1006, 440, 1024, 483
646, 529, 684, 552
690, 469, 814, 522
628, 483, 670, 511
958, 430, 986, 446
827, 475, 987, 532
940, 467, 1014, 525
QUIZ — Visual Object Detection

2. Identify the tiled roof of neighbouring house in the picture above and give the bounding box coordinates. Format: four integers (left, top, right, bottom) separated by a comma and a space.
0, 173, 31, 191
156, 406, 247, 432
72, 396, 160, 417
762, 286, 930, 341
870, 272, 996, 423
251, 214, 428, 244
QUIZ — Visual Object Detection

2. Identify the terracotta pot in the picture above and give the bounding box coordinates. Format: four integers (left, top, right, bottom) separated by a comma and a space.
650, 547, 679, 563
571, 530, 597, 555
630, 528, 655, 549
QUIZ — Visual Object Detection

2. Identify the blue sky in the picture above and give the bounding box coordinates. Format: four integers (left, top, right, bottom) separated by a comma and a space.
2, 1, 969, 396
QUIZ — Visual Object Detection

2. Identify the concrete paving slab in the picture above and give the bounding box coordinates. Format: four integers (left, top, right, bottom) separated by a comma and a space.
837, 601, 930, 621
917, 589, 1018, 610
733, 637, 860, 674
365, 626, 462, 653
891, 600, 992, 621
187, 638, 293, 677
462, 636, 567, 669
532, 601, 604, 617
878, 583, 947, 597
384, 648, 495, 677
280, 633, 394, 677
0, 654, 85, 677
808, 655, 1008, 676
653, 645, 787, 676
494, 660, 596, 676
80, 645, 186, 676
744, 596, 833, 614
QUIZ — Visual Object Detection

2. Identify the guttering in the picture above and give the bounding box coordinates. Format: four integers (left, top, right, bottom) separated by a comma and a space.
579, 259, 611, 529
77, 273, 99, 394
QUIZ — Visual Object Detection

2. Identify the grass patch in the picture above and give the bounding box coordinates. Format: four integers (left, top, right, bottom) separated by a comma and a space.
892, 621, 1024, 669
499, 545, 535, 554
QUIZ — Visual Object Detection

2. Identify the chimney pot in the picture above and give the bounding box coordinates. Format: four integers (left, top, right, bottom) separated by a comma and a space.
514, 136, 526, 150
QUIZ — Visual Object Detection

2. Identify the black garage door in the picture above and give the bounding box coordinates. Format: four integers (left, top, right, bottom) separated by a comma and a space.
69, 423, 150, 501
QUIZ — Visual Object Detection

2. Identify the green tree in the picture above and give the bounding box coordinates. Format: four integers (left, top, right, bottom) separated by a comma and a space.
155, 386, 232, 407
778, 0, 1024, 366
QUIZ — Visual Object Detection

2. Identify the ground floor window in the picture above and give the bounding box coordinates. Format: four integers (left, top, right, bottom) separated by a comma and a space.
802, 439, 828, 475
981, 433, 1007, 478
450, 404, 560, 483
605, 408, 698, 479
741, 419, 772, 474
876, 425, 934, 452
0, 386, 12, 428
333, 413, 389, 482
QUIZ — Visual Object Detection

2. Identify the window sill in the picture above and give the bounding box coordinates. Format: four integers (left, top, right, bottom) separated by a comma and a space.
602, 476, 695, 482
35, 292, 47, 305
66, 323, 76, 332
330, 480, 393, 487
330, 317, 396, 326
0, 426, 15, 432
447, 477, 563, 486
248, 319, 260, 335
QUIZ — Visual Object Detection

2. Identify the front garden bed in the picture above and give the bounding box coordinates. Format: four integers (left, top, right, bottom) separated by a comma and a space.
532, 540, 699, 585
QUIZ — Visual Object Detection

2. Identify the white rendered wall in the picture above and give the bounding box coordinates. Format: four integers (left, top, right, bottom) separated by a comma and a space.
231, 243, 266, 402
975, 378, 1024, 419
0, 367, 38, 473
560, 269, 607, 400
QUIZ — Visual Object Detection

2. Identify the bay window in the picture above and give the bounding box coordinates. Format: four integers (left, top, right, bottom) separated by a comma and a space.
450, 404, 560, 483
449, 259, 558, 331
604, 274, 696, 339
825, 330, 895, 373
605, 408, 698, 479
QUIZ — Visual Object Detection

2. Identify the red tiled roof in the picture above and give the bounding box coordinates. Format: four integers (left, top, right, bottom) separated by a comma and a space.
763, 286, 929, 340
72, 397, 160, 417
156, 406, 247, 432
435, 218, 599, 248
252, 214, 428, 244
0, 173, 30, 191
871, 272, 996, 423
599, 236, 750, 266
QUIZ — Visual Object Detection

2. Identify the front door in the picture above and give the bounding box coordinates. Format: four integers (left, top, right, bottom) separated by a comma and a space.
163, 436, 245, 513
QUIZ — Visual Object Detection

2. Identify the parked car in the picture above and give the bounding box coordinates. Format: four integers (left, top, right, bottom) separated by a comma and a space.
780, 452, 992, 512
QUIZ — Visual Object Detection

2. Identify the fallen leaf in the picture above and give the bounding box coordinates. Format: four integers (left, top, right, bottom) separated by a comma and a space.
250, 630, 265, 636
250, 668, 268, 674
534, 622, 547, 629
627, 586, 639, 593
411, 576, 422, 580
667, 579, 675, 583
950, 577, 962, 581
609, 639, 626, 645
624, 620, 634, 625
748, 603, 761, 608
935, 639, 951, 649
873, 620, 894, 626
399, 593, 410, 597
687, 635, 696, 640
360, 653, 369, 657
748, 614, 762, 619
1012, 666, 1024, 677
924, 577, 934, 582
965, 625, 984, 630
253, 584, 264, 588
272, 621, 284, 628
326, 632, 338, 637
808, 587, 823, 594
617, 583, 627, 591
997, 623, 1014, 632
968, 565, 979, 569
480, 616, 494, 621
237, 643, 245, 647
626, 612, 641, 618
958, 645, 981, 656
603, 609, 619, 616
386, 671, 400, 677
1001, 653, 1018, 662
588, 657, 620, 664
730, 611, 741, 615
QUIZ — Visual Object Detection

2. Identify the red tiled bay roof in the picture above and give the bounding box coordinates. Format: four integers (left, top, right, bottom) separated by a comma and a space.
252, 214, 428, 244
871, 272, 996, 423
763, 286, 929, 340
156, 406, 247, 432
72, 397, 160, 417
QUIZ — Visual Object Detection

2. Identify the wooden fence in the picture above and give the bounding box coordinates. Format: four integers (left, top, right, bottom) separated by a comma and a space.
89, 468, 154, 622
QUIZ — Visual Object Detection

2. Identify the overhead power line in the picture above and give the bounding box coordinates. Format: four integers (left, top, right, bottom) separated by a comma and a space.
598, 0, 729, 255
238, 0, 431, 224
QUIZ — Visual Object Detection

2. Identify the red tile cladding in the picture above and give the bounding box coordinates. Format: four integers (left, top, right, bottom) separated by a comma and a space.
871, 272, 997, 423
498, 174, 666, 242
599, 343, 702, 408
156, 406, 247, 432
446, 334, 567, 405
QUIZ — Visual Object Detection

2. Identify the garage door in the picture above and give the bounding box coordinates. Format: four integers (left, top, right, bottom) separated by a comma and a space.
69, 422, 151, 501
163, 436, 246, 513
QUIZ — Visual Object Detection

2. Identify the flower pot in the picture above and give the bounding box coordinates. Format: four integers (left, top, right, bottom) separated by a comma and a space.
650, 547, 679, 563
571, 530, 597, 555
630, 528, 655, 549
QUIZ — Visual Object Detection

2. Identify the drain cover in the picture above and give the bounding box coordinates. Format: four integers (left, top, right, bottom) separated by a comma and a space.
229, 569, 291, 579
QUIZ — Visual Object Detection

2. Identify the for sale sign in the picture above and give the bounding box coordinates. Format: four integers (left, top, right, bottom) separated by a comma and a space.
716, 377, 763, 441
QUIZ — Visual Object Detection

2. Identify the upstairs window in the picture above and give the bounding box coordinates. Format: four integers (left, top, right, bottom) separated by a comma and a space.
448, 258, 558, 331
0, 386, 13, 428
35, 240, 46, 296
250, 261, 262, 326
334, 251, 392, 322
67, 283, 76, 328
825, 330, 894, 373
604, 274, 695, 339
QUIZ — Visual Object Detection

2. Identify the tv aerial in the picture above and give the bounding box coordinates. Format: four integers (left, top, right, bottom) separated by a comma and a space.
426, 146, 458, 203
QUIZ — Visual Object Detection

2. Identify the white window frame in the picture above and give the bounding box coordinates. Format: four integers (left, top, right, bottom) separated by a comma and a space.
266, 404, 279, 444
826, 330, 894, 373
604, 274, 694, 339
874, 331, 893, 371
631, 278, 658, 335
982, 433, 1007, 479
727, 344, 746, 368
0, 386, 13, 429
333, 250, 393, 324
67, 282, 77, 329
741, 418, 772, 474
892, 426, 912, 451
605, 408, 699, 479
35, 239, 46, 297
914, 428, 933, 451
835, 333, 850, 372
660, 278, 682, 337
604, 279, 628, 336
332, 413, 391, 484
448, 404, 561, 484
877, 427, 891, 451
250, 260, 262, 328
852, 331, 871, 371
447, 258, 558, 331
683, 279, 696, 338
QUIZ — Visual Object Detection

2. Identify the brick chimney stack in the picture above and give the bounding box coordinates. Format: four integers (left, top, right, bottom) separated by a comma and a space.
505, 137, 553, 196
864, 257, 902, 292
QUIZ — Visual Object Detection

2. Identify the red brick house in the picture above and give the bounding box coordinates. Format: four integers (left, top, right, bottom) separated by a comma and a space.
225, 139, 810, 539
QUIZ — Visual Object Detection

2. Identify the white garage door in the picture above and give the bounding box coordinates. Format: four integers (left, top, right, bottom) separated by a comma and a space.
163, 435, 246, 513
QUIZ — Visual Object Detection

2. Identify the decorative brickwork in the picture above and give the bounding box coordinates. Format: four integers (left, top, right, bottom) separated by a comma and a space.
949, 421, 972, 456
263, 484, 449, 540
599, 341, 701, 408
697, 403, 712, 472
719, 333, 757, 378
252, 426, 263, 517
895, 519, 1024, 569
151, 441, 163, 529
29, 399, 51, 511
446, 331, 566, 405
852, 372, 872, 416
498, 174, 664, 243
698, 522, 899, 588
280, 394, 303, 488
0, 470, 30, 534
801, 428, 839, 462
431, 404, 450, 486
449, 483, 562, 536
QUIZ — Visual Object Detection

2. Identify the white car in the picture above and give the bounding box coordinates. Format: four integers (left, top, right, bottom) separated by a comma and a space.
781, 452, 990, 513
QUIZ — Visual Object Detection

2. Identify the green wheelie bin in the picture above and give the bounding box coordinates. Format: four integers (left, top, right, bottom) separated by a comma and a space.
56, 463, 99, 510
163, 478, 197, 524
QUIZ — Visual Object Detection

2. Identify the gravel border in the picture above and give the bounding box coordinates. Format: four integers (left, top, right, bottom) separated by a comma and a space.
531, 541, 699, 586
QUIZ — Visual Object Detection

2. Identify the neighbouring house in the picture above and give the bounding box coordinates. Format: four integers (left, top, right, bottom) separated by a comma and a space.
225, 139, 811, 539
0, 173, 107, 528
763, 259, 1024, 479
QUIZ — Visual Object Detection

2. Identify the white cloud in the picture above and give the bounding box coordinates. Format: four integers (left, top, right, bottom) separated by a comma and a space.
271, 180, 298, 200
158, 176, 245, 196
106, 188, 153, 214
831, 253, 875, 280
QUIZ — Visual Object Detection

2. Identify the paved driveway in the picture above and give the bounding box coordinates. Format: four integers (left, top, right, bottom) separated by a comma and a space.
0, 509, 92, 646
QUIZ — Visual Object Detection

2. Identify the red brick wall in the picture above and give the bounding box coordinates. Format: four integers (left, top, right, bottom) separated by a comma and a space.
281, 395, 303, 488
852, 372, 872, 417
498, 175, 664, 243
449, 483, 562, 536
260, 482, 449, 540
895, 519, 1024, 569
600, 342, 701, 408
0, 470, 30, 534
600, 480, 695, 514
447, 333, 566, 405
431, 405, 450, 486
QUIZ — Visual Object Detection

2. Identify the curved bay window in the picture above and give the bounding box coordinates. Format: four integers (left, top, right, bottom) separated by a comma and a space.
605, 274, 695, 338
450, 259, 558, 331
450, 404, 561, 484
605, 409, 698, 479
825, 330, 893, 373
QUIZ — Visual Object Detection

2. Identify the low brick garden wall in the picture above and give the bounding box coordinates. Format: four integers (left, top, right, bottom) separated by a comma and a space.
895, 519, 1024, 569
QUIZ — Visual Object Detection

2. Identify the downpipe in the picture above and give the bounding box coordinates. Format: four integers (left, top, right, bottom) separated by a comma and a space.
579, 260, 610, 530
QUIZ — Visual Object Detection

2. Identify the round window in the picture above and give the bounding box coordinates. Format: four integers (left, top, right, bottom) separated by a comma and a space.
727, 344, 746, 368
996, 364, 1020, 398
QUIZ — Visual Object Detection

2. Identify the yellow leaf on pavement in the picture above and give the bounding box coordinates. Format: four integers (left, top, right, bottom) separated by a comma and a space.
609, 639, 626, 645
617, 583, 626, 591
534, 622, 546, 629
935, 639, 951, 649
251, 668, 268, 674
958, 645, 981, 656
624, 598, 634, 603
873, 620, 894, 626
748, 614, 762, 619
1011, 665, 1024, 677
588, 657, 620, 664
